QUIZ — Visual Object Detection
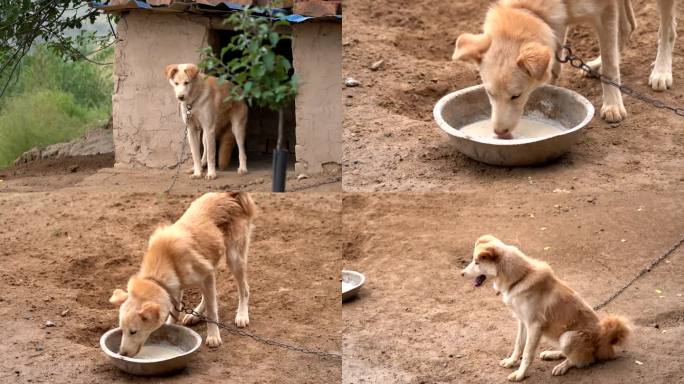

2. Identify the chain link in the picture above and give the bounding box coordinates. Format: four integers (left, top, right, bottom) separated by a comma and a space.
593, 235, 684, 311
178, 306, 341, 360
557, 45, 684, 117
164, 105, 192, 194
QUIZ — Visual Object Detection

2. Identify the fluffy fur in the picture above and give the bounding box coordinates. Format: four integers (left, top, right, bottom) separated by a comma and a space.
109, 192, 256, 356
461, 235, 631, 381
165, 63, 249, 179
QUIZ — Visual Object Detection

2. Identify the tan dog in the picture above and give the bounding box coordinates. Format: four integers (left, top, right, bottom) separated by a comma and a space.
453, 0, 636, 138
165, 63, 249, 179
109, 192, 255, 357
461, 235, 631, 381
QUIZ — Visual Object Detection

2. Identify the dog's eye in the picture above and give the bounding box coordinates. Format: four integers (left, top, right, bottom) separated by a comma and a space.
129, 330, 137, 335
174, 82, 179, 86
183, 81, 189, 85
475, 262, 479, 265
511, 94, 521, 100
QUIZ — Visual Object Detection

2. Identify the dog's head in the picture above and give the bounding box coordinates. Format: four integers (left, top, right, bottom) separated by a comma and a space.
461, 235, 505, 287
109, 277, 167, 357
452, 8, 553, 138
164, 63, 200, 102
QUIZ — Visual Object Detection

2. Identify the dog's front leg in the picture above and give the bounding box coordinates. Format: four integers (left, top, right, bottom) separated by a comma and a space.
500, 319, 526, 368
186, 127, 203, 179
508, 323, 541, 382
203, 125, 218, 180
596, 8, 627, 122
649, 0, 676, 91
203, 274, 222, 347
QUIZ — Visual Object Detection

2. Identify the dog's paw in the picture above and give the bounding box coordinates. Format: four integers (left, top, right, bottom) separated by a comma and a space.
191, 172, 203, 179
235, 312, 249, 328
237, 167, 248, 175
205, 172, 217, 180
580, 57, 601, 77
540, 351, 564, 361
182, 313, 201, 326
600, 103, 627, 123
500, 357, 519, 368
551, 362, 570, 376
205, 334, 222, 348
649, 69, 673, 92
507, 369, 527, 382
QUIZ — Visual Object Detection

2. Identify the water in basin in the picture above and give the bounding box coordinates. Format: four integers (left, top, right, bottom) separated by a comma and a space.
460, 118, 564, 140
342, 281, 355, 292
128, 344, 184, 360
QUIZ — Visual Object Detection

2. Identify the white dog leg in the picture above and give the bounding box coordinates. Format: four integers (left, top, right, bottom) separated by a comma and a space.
181, 295, 206, 326
204, 126, 218, 180
201, 131, 208, 168
649, 0, 676, 91
500, 319, 526, 368
231, 113, 248, 175
227, 245, 250, 327
186, 127, 203, 179
508, 324, 541, 382
595, 8, 627, 122
203, 275, 222, 347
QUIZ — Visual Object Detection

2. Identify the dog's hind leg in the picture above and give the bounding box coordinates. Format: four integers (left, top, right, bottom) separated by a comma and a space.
649, 0, 676, 91
551, 331, 595, 376
201, 131, 208, 168
231, 106, 248, 175
218, 129, 236, 171
540, 350, 564, 360
500, 319, 526, 368
181, 295, 206, 326
508, 323, 542, 381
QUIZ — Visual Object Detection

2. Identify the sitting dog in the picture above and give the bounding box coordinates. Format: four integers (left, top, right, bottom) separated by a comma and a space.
165, 63, 249, 179
109, 192, 255, 356
453, 0, 637, 138
461, 235, 631, 381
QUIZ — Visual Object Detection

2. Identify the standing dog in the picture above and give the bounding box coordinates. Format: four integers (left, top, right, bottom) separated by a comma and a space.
165, 63, 249, 179
453, 0, 637, 138
109, 192, 255, 356
461, 235, 631, 381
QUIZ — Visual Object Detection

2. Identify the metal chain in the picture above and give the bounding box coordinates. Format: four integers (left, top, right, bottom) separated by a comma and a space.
163, 105, 192, 194
593, 235, 684, 311
177, 306, 341, 360
557, 45, 684, 117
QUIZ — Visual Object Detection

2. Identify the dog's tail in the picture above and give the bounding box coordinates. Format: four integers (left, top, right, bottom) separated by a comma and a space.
595, 315, 631, 360
231, 191, 256, 219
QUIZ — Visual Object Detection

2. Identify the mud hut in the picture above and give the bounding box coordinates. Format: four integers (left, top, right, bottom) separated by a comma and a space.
93, 0, 342, 175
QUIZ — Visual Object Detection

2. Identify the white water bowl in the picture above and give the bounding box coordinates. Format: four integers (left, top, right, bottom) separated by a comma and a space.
100, 324, 202, 376
433, 84, 594, 166
342, 270, 366, 302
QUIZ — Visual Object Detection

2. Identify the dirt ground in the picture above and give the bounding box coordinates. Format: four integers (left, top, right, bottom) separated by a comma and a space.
0, 191, 341, 384
342, 0, 684, 192
0, 153, 341, 194
342, 192, 684, 384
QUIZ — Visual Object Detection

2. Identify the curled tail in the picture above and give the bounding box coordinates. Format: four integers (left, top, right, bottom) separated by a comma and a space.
230, 191, 256, 219
595, 315, 631, 361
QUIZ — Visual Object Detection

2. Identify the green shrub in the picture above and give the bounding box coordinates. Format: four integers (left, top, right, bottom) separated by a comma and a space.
0, 89, 108, 168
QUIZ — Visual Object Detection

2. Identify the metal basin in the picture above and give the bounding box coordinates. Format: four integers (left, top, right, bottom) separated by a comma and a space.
433, 84, 594, 166
100, 324, 202, 376
342, 270, 366, 302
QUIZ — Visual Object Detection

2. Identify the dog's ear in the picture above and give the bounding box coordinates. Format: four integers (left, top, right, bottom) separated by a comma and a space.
138, 302, 161, 322
475, 234, 498, 246
453, 33, 492, 64
184, 64, 199, 80
517, 42, 552, 80
164, 64, 179, 80
476, 245, 499, 262
109, 289, 128, 306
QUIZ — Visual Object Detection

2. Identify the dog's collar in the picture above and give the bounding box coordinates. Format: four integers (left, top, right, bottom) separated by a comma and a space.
506, 271, 528, 292
141, 276, 182, 321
